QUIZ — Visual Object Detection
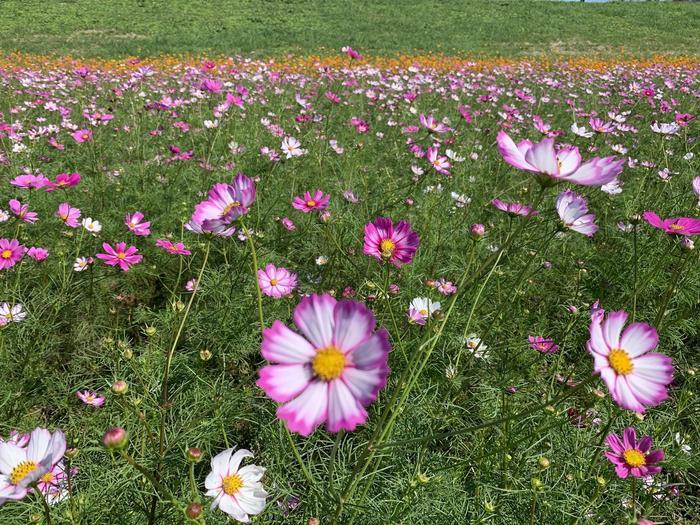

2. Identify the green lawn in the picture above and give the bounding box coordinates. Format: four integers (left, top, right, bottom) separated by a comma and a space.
0, 0, 698, 57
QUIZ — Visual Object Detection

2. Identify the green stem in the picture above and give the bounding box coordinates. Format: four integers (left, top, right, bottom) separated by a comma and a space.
285, 426, 315, 486
584, 407, 618, 479
36, 488, 53, 525
241, 220, 265, 335
653, 249, 692, 330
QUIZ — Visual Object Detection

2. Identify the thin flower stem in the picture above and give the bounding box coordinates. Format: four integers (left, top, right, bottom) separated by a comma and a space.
584, 407, 618, 479
284, 426, 315, 486
631, 477, 637, 521
383, 265, 406, 361
241, 220, 265, 336
653, 249, 692, 330
631, 223, 639, 323
36, 488, 53, 525
121, 451, 180, 508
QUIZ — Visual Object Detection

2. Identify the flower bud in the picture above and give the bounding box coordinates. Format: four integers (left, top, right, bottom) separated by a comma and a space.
470, 223, 485, 240
319, 210, 331, 223
185, 502, 203, 520
174, 300, 186, 312
112, 380, 128, 395
531, 477, 544, 491
102, 427, 128, 450
308, 519, 320, 525
538, 457, 551, 469
65, 447, 79, 459
483, 501, 496, 513
681, 238, 694, 251
596, 476, 606, 487
187, 447, 202, 462
143, 325, 157, 337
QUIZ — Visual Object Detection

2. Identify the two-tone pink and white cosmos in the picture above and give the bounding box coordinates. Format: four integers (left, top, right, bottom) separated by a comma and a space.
555, 190, 598, 237
257, 294, 391, 436
587, 307, 673, 413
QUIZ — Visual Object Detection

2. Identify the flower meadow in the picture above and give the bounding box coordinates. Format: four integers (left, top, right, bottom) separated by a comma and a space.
0, 52, 698, 524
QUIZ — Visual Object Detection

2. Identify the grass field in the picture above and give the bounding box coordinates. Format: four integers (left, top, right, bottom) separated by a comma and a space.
0, 0, 699, 57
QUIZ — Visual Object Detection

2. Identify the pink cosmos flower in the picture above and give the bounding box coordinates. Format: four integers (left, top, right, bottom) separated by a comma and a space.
436, 278, 457, 295
124, 211, 151, 236
419, 114, 450, 134
46, 172, 81, 191
9, 199, 38, 223
555, 190, 598, 237
528, 336, 559, 353
26, 247, 49, 262
426, 146, 451, 175
76, 390, 105, 407
10, 174, 50, 189
643, 211, 700, 236
257, 294, 391, 436
693, 176, 700, 203
0, 431, 29, 448
281, 217, 296, 231
37, 460, 76, 505
257, 264, 298, 298
96, 242, 143, 272
71, 129, 93, 143
0, 239, 25, 270
605, 427, 664, 479
292, 190, 330, 213
341, 46, 362, 60
496, 131, 624, 186
56, 202, 81, 228
363, 217, 419, 267
491, 198, 539, 217
589, 117, 615, 134
187, 175, 256, 236
587, 308, 672, 413
155, 239, 191, 255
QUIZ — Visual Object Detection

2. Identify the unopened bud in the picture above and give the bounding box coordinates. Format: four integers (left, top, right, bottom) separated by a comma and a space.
531, 477, 544, 490
143, 325, 157, 337
102, 427, 128, 450
596, 476, 606, 487
112, 380, 128, 395
65, 447, 79, 459
187, 447, 202, 462
538, 457, 551, 469
681, 238, 694, 251
470, 223, 485, 240
185, 502, 203, 520
308, 519, 320, 525
199, 349, 212, 361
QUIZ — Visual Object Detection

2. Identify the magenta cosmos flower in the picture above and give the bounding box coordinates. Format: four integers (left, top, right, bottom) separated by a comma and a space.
587, 308, 672, 413
491, 198, 539, 217
9, 199, 38, 224
257, 294, 391, 436
643, 211, 700, 236
96, 242, 143, 272
363, 217, 419, 267
46, 172, 81, 191
56, 202, 81, 228
187, 174, 255, 236
605, 427, 664, 479
155, 239, 191, 256
76, 390, 105, 407
528, 336, 559, 353
124, 211, 151, 236
0, 239, 25, 270
292, 190, 330, 213
257, 264, 297, 298
497, 130, 624, 186
71, 129, 93, 143
555, 190, 598, 237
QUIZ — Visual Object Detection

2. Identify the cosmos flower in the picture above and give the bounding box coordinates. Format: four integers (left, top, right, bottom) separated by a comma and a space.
257, 294, 391, 436
56, 203, 81, 228
528, 336, 559, 353
281, 136, 305, 158
73, 257, 94, 272
0, 428, 66, 503
363, 217, 419, 267
155, 239, 191, 255
10, 174, 50, 189
419, 114, 450, 134
571, 122, 593, 138
9, 199, 38, 224
407, 297, 441, 325
205, 447, 268, 522
76, 390, 105, 407
426, 146, 451, 175
292, 190, 330, 213
605, 427, 664, 479
124, 211, 151, 236
555, 190, 598, 237
71, 129, 93, 143
650, 121, 679, 135
0, 303, 26, 323
46, 172, 81, 191
496, 131, 624, 186
26, 247, 49, 262
96, 242, 143, 272
82, 217, 102, 234
693, 177, 700, 204
257, 264, 298, 298
587, 307, 672, 413
465, 334, 489, 359
643, 211, 700, 236
491, 198, 539, 217
36, 460, 75, 506
188, 175, 255, 236
341, 46, 362, 59
0, 239, 25, 270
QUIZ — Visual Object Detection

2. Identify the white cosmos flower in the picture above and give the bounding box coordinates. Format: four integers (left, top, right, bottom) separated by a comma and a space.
81, 217, 102, 234
465, 334, 489, 359
281, 136, 305, 159
571, 122, 593, 138
205, 447, 267, 523
0, 303, 26, 323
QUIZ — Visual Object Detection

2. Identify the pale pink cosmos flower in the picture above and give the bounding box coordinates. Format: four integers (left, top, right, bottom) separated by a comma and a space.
54, 202, 81, 228
605, 427, 664, 479
76, 390, 105, 407
407, 297, 441, 325
0, 239, 25, 270
426, 146, 451, 175
0, 428, 66, 502
643, 211, 700, 236
0, 303, 26, 323
9, 199, 38, 223
419, 114, 450, 134
96, 242, 143, 271
436, 278, 457, 295
491, 198, 539, 217
124, 211, 151, 236
555, 190, 598, 237
155, 239, 191, 255
0, 431, 29, 448
187, 175, 255, 236
257, 264, 298, 298
363, 217, 419, 267
37, 460, 76, 506
587, 307, 672, 413
73, 257, 93, 272
292, 190, 330, 213
496, 130, 624, 186
281, 136, 305, 158
693, 176, 700, 204
281, 217, 296, 231
257, 294, 391, 436
71, 129, 93, 143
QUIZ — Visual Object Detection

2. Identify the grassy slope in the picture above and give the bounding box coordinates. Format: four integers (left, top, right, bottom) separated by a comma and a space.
0, 0, 698, 57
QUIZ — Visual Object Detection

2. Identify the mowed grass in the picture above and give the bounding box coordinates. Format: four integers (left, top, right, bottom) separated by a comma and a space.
0, 0, 698, 57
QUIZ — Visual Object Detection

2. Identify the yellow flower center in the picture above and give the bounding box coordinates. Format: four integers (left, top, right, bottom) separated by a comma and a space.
116, 252, 126, 260
1, 249, 12, 259
608, 348, 634, 375
9, 460, 38, 485
312, 346, 346, 381
623, 449, 646, 468
670, 224, 684, 231
41, 472, 54, 484
306, 200, 317, 208
269, 278, 279, 286
222, 474, 243, 495
380, 239, 395, 258
222, 201, 241, 216
419, 309, 428, 316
